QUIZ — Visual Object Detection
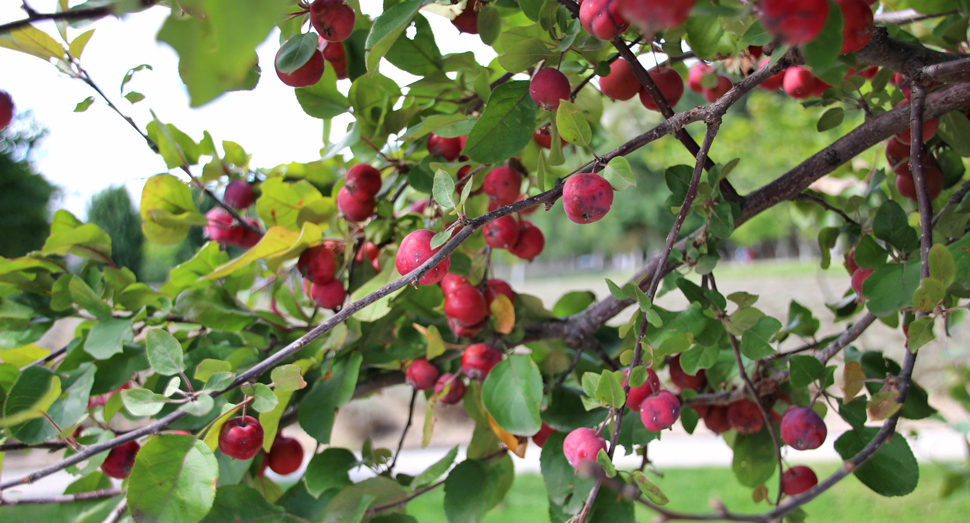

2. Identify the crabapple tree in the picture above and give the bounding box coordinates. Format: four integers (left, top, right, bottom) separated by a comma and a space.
2, 1, 970, 523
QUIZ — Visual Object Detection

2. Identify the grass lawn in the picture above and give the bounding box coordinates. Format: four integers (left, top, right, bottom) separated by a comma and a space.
405, 463, 970, 522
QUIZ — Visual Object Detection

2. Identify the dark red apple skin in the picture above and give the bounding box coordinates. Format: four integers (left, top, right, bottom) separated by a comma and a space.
782, 465, 819, 495
600, 58, 641, 101
727, 399, 764, 434
434, 373, 467, 404
223, 180, 255, 208
298, 244, 338, 284
309, 279, 346, 310
461, 343, 503, 380
640, 391, 681, 431
532, 422, 556, 448
580, 0, 629, 41
444, 285, 489, 327
267, 436, 305, 475
507, 221, 545, 261
529, 68, 571, 111
309, 0, 355, 43
101, 440, 140, 479
562, 173, 614, 224
758, 0, 829, 46
395, 229, 451, 285
345, 164, 382, 201
276, 48, 325, 88
406, 358, 440, 390
219, 416, 264, 460
426, 134, 463, 161
780, 407, 827, 450
637, 67, 684, 111
0, 90, 14, 130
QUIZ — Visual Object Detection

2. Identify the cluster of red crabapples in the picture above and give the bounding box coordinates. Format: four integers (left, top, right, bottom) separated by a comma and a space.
204, 179, 262, 249
274, 0, 354, 87
404, 342, 504, 405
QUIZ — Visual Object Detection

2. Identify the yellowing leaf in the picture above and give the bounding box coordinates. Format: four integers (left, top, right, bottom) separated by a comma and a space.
412, 323, 446, 360
1, 25, 65, 61
487, 413, 527, 458
490, 294, 515, 334
265, 222, 324, 272
0, 343, 50, 367
867, 390, 902, 421
842, 361, 865, 401
203, 226, 301, 280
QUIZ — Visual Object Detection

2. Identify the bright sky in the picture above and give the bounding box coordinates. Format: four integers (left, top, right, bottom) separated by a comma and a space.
0, 1, 500, 218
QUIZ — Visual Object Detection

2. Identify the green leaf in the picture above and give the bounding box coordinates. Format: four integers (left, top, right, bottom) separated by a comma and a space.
732, 430, 776, 487
305, 447, 358, 497
298, 352, 363, 443
124, 91, 145, 104
1, 366, 61, 428
433, 169, 457, 209
552, 291, 596, 317
496, 35, 554, 73
295, 65, 349, 119
738, 315, 782, 359
906, 316, 935, 352
180, 394, 214, 417
412, 445, 459, 489
601, 156, 636, 191
276, 32, 318, 74
556, 100, 592, 146
251, 383, 278, 413
145, 328, 185, 376
684, 14, 725, 61
864, 262, 921, 317
255, 178, 333, 231
74, 96, 95, 112
364, 0, 424, 73
928, 243, 957, 286
42, 209, 114, 265
140, 174, 207, 245
464, 81, 538, 164
128, 435, 218, 523
817, 107, 844, 132
384, 13, 443, 76
854, 234, 888, 269
270, 364, 306, 392
322, 477, 406, 522
67, 275, 113, 319
632, 470, 669, 505
83, 318, 134, 359
121, 388, 169, 417
203, 372, 233, 392
430, 229, 452, 250
788, 355, 825, 388
595, 448, 617, 477
873, 200, 919, 254
708, 201, 735, 238
173, 286, 257, 332
594, 370, 626, 408
802, 3, 842, 69
834, 427, 919, 497
157, 1, 288, 106
912, 277, 945, 313
444, 460, 496, 523
195, 359, 232, 383
198, 484, 291, 523
481, 355, 542, 436
938, 110, 970, 157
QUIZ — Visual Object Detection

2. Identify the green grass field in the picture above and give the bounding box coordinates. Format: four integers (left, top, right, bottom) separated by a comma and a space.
405, 463, 970, 522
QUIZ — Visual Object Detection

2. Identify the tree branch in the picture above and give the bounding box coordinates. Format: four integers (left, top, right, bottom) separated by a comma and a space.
0, 488, 120, 506
874, 9, 958, 25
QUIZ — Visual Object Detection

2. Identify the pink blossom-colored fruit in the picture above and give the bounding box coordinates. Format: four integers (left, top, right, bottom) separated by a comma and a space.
483, 215, 521, 249
427, 133, 463, 161
101, 440, 140, 479
727, 399, 764, 434
638, 67, 684, 111
461, 343, 503, 380
309, 279, 346, 310
702, 75, 733, 103
276, 46, 325, 87
687, 62, 712, 94
618, 0, 694, 35
224, 180, 255, 208
205, 208, 244, 245
346, 164, 382, 201
563, 427, 607, 469
336, 186, 375, 222
219, 416, 264, 460
434, 373, 467, 404
298, 244, 339, 284
757, 59, 785, 91
780, 406, 827, 450
783, 66, 815, 99
623, 367, 661, 411
782, 465, 819, 495
758, 0, 829, 45
640, 391, 681, 431
267, 436, 304, 475
444, 285, 489, 327
310, 0, 355, 42
563, 173, 614, 224
530, 68, 571, 111
406, 358, 439, 390
395, 229, 451, 285
483, 167, 523, 206
508, 221, 545, 261
580, 0, 629, 41
836, 0, 873, 54
440, 273, 472, 297
600, 58, 642, 101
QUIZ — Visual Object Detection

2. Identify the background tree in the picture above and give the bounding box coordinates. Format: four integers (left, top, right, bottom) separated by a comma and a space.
0, 114, 56, 258
86, 185, 144, 277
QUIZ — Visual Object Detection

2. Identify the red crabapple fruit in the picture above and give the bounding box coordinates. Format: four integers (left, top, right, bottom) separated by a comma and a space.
580, 0, 629, 41
426, 133, 463, 161
638, 67, 684, 111
702, 75, 733, 103
219, 416, 264, 460
310, 0, 355, 42
618, 0, 694, 36
757, 59, 785, 91
440, 273, 471, 297
563, 427, 607, 469
851, 268, 874, 298
780, 406, 828, 450
640, 391, 681, 431
727, 399, 764, 434
483, 166, 523, 206
461, 343, 503, 380
452, 1, 479, 34
758, 0, 829, 46
600, 58, 642, 101
345, 164, 382, 201
205, 208, 244, 246
783, 66, 816, 99
101, 440, 140, 479
395, 229, 451, 285
484, 279, 515, 306
434, 373, 467, 404
782, 465, 819, 495
687, 62, 712, 94
444, 285, 489, 327
895, 164, 944, 201
668, 354, 706, 391
267, 436, 304, 475
0, 91, 14, 130
623, 367, 661, 411
483, 215, 521, 249
836, 0, 874, 54
298, 244, 338, 284
562, 173, 614, 224
224, 180, 255, 209
703, 405, 731, 434
406, 358, 439, 390
276, 46, 325, 87
508, 221, 545, 261
336, 186, 375, 222
309, 279, 346, 310
530, 68, 571, 111
532, 422, 556, 448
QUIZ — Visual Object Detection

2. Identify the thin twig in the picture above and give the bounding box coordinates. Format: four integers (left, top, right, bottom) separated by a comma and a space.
875, 9, 958, 25
795, 193, 859, 226
388, 389, 418, 472
0, 488, 120, 506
